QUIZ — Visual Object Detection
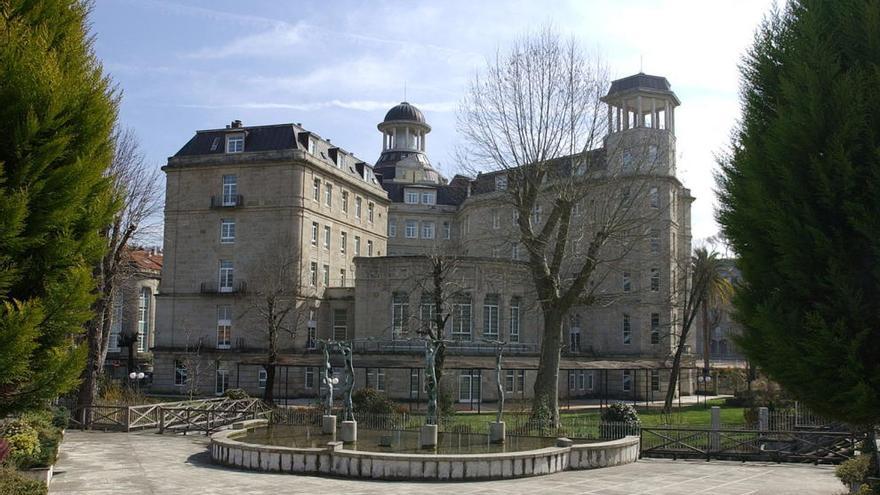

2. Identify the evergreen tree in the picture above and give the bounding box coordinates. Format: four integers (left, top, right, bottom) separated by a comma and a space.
718, 0, 880, 427
0, 0, 117, 414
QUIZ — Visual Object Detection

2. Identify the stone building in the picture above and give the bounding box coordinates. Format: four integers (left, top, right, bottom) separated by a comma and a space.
694, 258, 746, 365
104, 248, 162, 379
152, 73, 699, 403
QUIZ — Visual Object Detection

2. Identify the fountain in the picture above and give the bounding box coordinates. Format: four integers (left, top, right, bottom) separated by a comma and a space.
209, 338, 640, 480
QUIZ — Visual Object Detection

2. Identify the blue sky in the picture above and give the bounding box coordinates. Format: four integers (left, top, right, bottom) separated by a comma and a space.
91, 0, 774, 242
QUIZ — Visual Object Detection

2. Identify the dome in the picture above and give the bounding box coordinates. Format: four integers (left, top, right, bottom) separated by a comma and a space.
383, 102, 425, 124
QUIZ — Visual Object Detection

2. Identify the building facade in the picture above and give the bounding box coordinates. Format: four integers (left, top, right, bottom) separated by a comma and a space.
152, 73, 699, 403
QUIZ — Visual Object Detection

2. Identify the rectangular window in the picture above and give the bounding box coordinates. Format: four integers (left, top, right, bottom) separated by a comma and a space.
137, 288, 150, 352
308, 138, 317, 155
405, 191, 419, 204
569, 372, 576, 393
174, 360, 187, 386
341, 191, 349, 213
649, 187, 659, 208
420, 293, 436, 332
305, 367, 315, 389
313, 178, 321, 201
322, 264, 330, 286
219, 260, 234, 292
392, 292, 409, 339
325, 183, 333, 207
622, 271, 631, 292
309, 262, 318, 287
421, 191, 436, 205
340, 269, 346, 287
421, 222, 435, 239
388, 220, 396, 238
651, 370, 660, 392
324, 225, 331, 249
222, 175, 237, 206
505, 370, 515, 393
623, 370, 632, 392
340, 231, 347, 254
492, 210, 500, 229
651, 313, 660, 345
355, 197, 362, 219
354, 236, 361, 255
333, 309, 347, 340
512, 244, 519, 260
495, 175, 508, 191
376, 368, 385, 391
220, 219, 235, 243
307, 309, 317, 350
509, 298, 521, 343
368, 202, 375, 223
226, 134, 244, 153
651, 268, 660, 292
258, 369, 267, 389
483, 294, 499, 339
650, 229, 660, 255
531, 205, 542, 225
215, 369, 229, 395
623, 314, 632, 345
517, 370, 525, 392
452, 294, 472, 341
311, 222, 319, 245
569, 314, 581, 352
577, 370, 585, 390
410, 369, 420, 398
217, 305, 231, 349
587, 371, 594, 391
367, 240, 373, 256
405, 220, 417, 238
443, 222, 451, 239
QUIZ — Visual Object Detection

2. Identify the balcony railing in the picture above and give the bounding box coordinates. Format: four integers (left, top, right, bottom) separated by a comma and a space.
210, 194, 244, 208
200, 281, 247, 295
347, 339, 539, 355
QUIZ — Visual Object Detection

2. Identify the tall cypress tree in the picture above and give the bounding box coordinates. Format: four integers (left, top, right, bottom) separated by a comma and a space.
718, 0, 880, 428
0, 0, 117, 414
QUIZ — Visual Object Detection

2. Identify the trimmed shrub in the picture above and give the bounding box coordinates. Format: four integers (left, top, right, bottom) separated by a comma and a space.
836, 455, 879, 494
352, 387, 404, 415
0, 468, 47, 495
0, 420, 40, 467
600, 402, 641, 440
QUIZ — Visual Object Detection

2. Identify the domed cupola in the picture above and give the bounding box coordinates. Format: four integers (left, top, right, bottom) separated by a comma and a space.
375, 101, 443, 184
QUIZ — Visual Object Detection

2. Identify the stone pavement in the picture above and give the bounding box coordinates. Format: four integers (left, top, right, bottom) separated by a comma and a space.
50, 430, 846, 495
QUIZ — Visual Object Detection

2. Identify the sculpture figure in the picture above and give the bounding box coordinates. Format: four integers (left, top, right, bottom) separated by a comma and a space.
424, 340, 439, 425
321, 342, 335, 415
338, 341, 355, 422
493, 341, 505, 423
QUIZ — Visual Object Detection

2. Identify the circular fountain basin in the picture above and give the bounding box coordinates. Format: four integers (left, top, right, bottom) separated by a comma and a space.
210, 419, 640, 481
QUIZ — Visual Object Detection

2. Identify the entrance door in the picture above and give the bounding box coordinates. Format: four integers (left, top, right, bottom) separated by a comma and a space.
458, 372, 481, 403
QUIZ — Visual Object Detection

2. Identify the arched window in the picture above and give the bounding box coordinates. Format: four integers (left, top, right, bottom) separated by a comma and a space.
138, 288, 151, 352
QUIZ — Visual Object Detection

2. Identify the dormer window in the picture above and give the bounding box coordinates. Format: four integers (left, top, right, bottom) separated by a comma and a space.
308, 138, 317, 155
495, 175, 508, 191
226, 134, 244, 153
405, 191, 419, 204
421, 191, 436, 205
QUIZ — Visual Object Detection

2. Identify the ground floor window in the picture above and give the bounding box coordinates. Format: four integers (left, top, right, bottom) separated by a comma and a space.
366, 368, 385, 391
651, 369, 660, 392
458, 371, 481, 402
174, 360, 187, 386
622, 370, 632, 392
259, 368, 267, 388
410, 369, 421, 398
215, 369, 229, 395
305, 367, 315, 389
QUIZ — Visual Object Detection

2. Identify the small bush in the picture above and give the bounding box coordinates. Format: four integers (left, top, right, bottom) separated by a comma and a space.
0, 420, 40, 468
601, 402, 641, 425
836, 455, 876, 491
352, 388, 403, 415
51, 407, 70, 429
0, 468, 47, 495
223, 388, 249, 400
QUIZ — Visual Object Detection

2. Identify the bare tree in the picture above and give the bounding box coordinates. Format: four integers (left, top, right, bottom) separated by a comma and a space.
178, 326, 210, 400
662, 247, 732, 411
457, 27, 664, 424
76, 128, 162, 415
243, 237, 309, 404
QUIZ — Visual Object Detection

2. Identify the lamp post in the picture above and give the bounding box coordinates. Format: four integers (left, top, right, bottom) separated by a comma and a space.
129, 371, 146, 395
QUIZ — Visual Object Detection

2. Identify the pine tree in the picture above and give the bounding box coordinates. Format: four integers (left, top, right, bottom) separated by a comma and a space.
0, 0, 117, 414
718, 0, 880, 428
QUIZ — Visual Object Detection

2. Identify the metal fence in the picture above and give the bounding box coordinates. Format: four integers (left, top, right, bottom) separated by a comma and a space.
270, 408, 639, 440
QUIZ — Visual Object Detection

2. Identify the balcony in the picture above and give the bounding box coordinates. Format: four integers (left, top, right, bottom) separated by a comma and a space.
210, 194, 244, 208
200, 281, 247, 295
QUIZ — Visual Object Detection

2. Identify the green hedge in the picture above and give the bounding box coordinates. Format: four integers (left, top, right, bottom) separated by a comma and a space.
0, 468, 47, 495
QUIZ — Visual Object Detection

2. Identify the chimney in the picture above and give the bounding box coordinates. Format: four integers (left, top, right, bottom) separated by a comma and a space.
231, 119, 243, 128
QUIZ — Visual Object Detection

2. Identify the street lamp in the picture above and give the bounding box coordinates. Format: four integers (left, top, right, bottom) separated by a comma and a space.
129, 371, 146, 395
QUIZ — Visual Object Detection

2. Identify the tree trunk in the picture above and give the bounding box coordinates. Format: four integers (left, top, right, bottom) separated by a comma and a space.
76, 318, 103, 425
531, 312, 562, 426
663, 332, 688, 412
263, 364, 276, 404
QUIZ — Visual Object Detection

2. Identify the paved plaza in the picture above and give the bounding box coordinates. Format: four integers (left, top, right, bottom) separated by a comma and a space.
50, 430, 846, 495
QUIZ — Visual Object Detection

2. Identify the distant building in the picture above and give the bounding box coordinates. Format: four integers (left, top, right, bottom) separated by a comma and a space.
153, 73, 700, 402
104, 248, 162, 378
695, 259, 746, 365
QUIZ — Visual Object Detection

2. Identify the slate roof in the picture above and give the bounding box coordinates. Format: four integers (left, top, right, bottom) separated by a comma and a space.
470, 149, 606, 196
174, 124, 299, 157
381, 182, 467, 206
607, 73, 672, 96
383, 101, 425, 124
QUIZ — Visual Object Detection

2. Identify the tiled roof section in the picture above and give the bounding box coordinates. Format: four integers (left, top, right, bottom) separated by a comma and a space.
381, 182, 467, 206
174, 124, 299, 156
607, 73, 672, 96
130, 249, 163, 272
470, 149, 605, 195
